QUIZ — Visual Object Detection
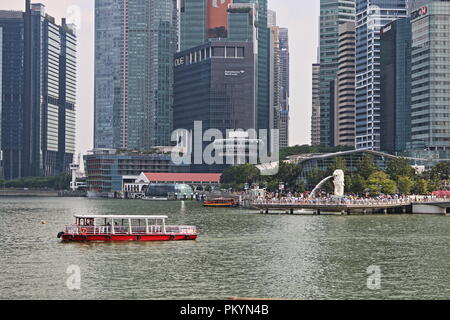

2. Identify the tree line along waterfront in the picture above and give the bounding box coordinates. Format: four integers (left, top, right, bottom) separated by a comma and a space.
221, 146, 450, 196
0, 174, 71, 190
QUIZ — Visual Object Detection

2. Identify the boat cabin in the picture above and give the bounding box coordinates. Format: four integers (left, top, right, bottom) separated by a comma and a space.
68, 215, 194, 235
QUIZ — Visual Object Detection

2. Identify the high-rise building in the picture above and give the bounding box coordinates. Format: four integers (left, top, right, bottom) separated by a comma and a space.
0, 25, 3, 179
279, 28, 290, 148
268, 11, 280, 148
0, 2, 77, 180
179, 1, 271, 134
311, 63, 321, 146
173, 41, 257, 172
180, 0, 207, 51
380, 18, 412, 155
409, 1, 450, 157
319, 0, 355, 146
94, 0, 178, 150
334, 22, 356, 147
355, 0, 408, 150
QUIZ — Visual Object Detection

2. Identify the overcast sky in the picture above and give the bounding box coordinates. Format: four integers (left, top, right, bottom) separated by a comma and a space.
2, 0, 319, 156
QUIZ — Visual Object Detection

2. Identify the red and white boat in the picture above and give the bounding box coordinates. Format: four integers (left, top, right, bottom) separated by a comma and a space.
57, 215, 197, 242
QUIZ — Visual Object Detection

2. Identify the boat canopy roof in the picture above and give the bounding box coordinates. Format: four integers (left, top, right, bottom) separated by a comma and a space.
74, 215, 168, 220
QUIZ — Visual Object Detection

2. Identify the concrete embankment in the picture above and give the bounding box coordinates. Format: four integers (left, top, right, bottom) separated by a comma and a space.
0, 190, 86, 197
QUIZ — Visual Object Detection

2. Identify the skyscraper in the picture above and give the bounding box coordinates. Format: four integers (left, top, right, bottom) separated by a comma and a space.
355, 0, 408, 150
278, 28, 290, 148
380, 18, 411, 154
409, 1, 450, 157
268, 12, 289, 148
311, 63, 321, 146
319, 0, 355, 146
335, 22, 356, 147
179, 0, 271, 134
94, 0, 178, 150
0, 2, 77, 180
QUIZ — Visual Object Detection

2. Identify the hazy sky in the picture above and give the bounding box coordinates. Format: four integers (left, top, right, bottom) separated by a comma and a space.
2, 0, 320, 156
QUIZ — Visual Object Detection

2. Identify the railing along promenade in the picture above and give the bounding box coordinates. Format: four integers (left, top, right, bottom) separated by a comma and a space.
248, 197, 450, 214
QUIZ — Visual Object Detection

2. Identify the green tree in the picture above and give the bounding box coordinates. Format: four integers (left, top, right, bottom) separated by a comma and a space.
429, 162, 450, 181
412, 179, 429, 195
220, 164, 260, 186
397, 176, 414, 195
330, 156, 348, 174
356, 154, 377, 179
367, 171, 397, 195
346, 174, 366, 194
307, 169, 333, 193
386, 158, 415, 182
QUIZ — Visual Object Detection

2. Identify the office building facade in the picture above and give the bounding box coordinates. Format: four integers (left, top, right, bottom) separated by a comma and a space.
311, 63, 321, 146
409, 1, 450, 157
335, 22, 356, 147
0, 2, 77, 180
94, 0, 178, 151
180, 0, 271, 134
319, 0, 355, 146
173, 41, 257, 172
355, 0, 408, 150
380, 18, 412, 154
278, 28, 290, 148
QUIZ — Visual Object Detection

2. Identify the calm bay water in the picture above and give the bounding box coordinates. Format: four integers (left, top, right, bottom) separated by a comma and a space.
0, 197, 449, 300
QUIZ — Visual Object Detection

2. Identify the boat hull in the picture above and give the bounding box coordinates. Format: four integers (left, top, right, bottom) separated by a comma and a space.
203, 204, 236, 208
60, 234, 197, 242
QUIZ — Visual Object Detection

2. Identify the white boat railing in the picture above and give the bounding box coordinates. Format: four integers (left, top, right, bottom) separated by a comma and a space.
64, 225, 197, 235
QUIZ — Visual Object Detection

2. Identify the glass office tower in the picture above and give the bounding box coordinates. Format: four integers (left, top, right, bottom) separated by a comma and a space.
278, 28, 290, 148
380, 18, 412, 155
355, 0, 407, 150
179, 0, 271, 133
95, 0, 178, 150
319, 0, 355, 146
0, 2, 77, 180
409, 1, 450, 157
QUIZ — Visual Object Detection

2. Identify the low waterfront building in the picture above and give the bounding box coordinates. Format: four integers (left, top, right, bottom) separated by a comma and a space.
84, 149, 177, 195
294, 149, 401, 186
145, 184, 194, 199
134, 172, 222, 191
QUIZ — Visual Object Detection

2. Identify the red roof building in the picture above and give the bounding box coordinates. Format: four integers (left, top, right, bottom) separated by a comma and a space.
136, 172, 222, 185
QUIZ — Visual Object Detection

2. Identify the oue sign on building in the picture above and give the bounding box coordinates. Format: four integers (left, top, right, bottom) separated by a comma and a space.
174, 57, 185, 67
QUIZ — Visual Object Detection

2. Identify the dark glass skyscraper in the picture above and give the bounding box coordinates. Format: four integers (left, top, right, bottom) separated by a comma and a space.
95, 0, 178, 150
380, 18, 412, 154
0, 1, 77, 180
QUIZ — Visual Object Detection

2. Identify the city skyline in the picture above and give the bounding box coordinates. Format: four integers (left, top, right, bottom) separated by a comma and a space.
0, 0, 319, 157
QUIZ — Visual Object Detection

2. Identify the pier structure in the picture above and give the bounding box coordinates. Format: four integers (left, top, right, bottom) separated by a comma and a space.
249, 199, 450, 215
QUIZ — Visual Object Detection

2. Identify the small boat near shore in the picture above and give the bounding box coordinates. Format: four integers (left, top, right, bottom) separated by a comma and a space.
57, 215, 197, 242
203, 198, 239, 208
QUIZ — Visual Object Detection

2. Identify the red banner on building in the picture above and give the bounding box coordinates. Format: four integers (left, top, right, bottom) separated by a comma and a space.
207, 0, 232, 39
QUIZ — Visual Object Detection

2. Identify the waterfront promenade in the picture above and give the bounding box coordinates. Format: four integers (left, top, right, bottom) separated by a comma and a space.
247, 197, 450, 215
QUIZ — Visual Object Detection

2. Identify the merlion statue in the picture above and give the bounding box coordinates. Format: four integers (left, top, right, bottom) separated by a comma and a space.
333, 170, 345, 197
